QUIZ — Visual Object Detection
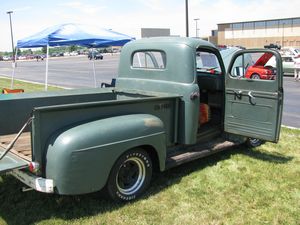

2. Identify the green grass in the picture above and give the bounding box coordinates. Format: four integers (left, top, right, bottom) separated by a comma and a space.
0, 77, 63, 93
0, 127, 299, 225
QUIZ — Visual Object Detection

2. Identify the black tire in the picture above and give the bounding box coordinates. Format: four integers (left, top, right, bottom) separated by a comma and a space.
106, 148, 152, 202
251, 73, 260, 79
246, 138, 264, 147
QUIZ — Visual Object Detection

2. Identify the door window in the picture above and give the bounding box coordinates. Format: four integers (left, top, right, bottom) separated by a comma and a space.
230, 52, 277, 81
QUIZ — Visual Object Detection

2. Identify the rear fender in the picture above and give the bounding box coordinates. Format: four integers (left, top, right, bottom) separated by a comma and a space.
45, 114, 166, 195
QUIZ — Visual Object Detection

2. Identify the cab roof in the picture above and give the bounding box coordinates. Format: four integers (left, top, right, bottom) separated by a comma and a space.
124, 37, 216, 50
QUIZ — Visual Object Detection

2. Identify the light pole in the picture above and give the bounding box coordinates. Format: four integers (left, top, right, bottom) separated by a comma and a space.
7, 11, 15, 62
185, 0, 189, 37
7, 10, 16, 89
194, 18, 200, 38
282, 23, 285, 48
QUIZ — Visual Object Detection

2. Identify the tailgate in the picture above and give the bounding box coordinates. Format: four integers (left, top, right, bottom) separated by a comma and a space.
0, 146, 29, 173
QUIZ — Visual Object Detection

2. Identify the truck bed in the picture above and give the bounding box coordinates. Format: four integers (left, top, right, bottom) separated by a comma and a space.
0, 133, 31, 161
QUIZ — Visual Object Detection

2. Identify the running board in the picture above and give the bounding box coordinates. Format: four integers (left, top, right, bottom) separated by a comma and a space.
165, 139, 236, 170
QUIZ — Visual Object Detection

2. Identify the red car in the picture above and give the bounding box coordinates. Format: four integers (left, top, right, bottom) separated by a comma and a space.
245, 52, 276, 80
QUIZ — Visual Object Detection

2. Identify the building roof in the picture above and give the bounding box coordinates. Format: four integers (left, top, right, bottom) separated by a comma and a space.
217, 16, 300, 25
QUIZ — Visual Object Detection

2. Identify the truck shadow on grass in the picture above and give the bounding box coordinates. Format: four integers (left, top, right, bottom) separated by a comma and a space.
0, 145, 293, 225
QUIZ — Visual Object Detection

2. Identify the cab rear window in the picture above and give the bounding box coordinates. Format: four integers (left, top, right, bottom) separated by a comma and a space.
132, 51, 166, 69
196, 51, 222, 74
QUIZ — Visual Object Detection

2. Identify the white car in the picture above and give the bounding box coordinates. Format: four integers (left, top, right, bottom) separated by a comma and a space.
282, 56, 295, 75
280, 47, 300, 57
2, 56, 11, 61
266, 55, 295, 75
18, 56, 27, 60
70, 51, 78, 56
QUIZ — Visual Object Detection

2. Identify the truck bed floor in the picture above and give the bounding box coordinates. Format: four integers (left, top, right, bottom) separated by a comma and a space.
0, 132, 31, 161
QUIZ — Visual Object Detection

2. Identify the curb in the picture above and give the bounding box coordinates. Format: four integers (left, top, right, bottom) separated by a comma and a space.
0, 76, 71, 90
281, 125, 300, 130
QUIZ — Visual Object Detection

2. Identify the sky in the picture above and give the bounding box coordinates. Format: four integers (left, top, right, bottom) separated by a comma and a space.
0, 0, 300, 51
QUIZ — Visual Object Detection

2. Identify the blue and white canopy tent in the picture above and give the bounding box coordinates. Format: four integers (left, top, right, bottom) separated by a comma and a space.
16, 23, 135, 90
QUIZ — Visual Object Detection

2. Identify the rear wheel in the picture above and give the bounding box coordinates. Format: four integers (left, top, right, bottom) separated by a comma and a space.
106, 148, 152, 202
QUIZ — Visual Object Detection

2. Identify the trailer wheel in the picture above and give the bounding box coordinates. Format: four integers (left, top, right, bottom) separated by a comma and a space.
106, 148, 152, 202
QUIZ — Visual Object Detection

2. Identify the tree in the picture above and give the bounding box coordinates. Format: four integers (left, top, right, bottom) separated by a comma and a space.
69, 45, 77, 52
16, 48, 21, 55
42, 46, 47, 54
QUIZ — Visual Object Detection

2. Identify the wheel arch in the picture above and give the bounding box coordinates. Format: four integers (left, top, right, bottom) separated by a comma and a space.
107, 144, 164, 179
139, 145, 161, 172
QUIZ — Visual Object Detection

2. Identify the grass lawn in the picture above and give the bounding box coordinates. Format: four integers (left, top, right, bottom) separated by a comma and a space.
0, 77, 63, 93
0, 127, 299, 225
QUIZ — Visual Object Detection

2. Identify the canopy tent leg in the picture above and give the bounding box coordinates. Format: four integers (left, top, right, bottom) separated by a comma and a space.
10, 48, 18, 89
92, 48, 97, 88
45, 45, 49, 91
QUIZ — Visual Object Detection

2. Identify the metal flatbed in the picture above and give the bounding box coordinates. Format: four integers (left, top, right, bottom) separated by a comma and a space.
0, 132, 31, 161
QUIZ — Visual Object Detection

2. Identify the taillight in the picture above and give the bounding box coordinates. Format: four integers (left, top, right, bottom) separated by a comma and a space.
29, 162, 40, 173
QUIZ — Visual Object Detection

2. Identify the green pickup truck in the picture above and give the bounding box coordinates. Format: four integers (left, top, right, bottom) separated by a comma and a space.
0, 37, 283, 201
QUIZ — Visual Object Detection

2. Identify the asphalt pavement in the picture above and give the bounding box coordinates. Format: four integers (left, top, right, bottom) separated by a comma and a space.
0, 54, 118, 89
0, 55, 299, 128
282, 76, 300, 128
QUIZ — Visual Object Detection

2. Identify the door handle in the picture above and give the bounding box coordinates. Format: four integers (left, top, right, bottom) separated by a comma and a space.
248, 91, 256, 105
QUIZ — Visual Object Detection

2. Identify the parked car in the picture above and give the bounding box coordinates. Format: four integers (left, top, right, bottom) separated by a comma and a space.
25, 54, 36, 60
245, 52, 276, 80
2, 56, 11, 61
264, 43, 281, 50
261, 54, 294, 76
18, 55, 27, 60
281, 56, 295, 75
280, 47, 300, 57
51, 53, 59, 57
35, 55, 46, 61
88, 52, 103, 60
70, 51, 78, 56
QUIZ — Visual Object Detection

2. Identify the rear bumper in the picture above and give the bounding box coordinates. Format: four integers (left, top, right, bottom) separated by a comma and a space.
10, 169, 55, 193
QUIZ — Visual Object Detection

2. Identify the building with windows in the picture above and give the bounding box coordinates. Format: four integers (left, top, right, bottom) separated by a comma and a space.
216, 17, 300, 48
141, 28, 170, 38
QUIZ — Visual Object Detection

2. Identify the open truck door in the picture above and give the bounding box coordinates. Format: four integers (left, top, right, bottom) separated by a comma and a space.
224, 49, 283, 142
